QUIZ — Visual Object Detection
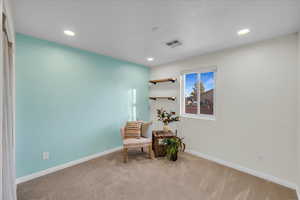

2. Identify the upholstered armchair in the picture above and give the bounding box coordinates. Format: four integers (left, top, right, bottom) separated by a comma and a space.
120, 121, 154, 163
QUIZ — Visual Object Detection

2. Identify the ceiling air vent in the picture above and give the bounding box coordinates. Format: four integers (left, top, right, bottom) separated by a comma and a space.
166, 40, 182, 48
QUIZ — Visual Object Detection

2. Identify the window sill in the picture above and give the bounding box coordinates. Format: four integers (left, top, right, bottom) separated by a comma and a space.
180, 114, 216, 121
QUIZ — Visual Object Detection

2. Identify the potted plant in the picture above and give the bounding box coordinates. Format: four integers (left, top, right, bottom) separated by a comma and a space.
162, 136, 185, 161
157, 108, 179, 132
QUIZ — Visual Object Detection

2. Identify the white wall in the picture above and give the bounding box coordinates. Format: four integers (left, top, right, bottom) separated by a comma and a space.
297, 32, 300, 188
150, 33, 298, 184
1, 0, 15, 199
3, 0, 15, 42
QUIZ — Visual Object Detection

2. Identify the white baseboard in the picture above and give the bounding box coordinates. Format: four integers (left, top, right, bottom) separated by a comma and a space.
16, 146, 122, 184
186, 149, 298, 191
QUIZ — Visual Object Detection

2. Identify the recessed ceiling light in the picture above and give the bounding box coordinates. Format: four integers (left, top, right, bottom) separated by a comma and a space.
64, 30, 75, 36
237, 29, 250, 36
151, 27, 159, 32
147, 57, 154, 62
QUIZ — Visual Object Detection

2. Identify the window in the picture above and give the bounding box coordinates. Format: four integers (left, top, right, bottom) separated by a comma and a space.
181, 67, 216, 119
128, 88, 137, 121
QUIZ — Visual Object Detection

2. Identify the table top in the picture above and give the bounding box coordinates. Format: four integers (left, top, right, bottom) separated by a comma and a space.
152, 130, 174, 138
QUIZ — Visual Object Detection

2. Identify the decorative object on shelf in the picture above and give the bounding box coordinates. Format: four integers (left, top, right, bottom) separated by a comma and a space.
162, 136, 185, 161
149, 97, 176, 101
157, 108, 179, 132
149, 78, 176, 84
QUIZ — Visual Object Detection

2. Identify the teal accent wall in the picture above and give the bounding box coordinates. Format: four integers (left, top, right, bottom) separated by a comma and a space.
15, 34, 149, 177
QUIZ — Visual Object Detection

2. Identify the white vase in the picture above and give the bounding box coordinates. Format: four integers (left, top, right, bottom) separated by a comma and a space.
163, 124, 170, 132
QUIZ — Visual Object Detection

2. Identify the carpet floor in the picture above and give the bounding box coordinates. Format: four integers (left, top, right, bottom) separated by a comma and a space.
17, 151, 297, 200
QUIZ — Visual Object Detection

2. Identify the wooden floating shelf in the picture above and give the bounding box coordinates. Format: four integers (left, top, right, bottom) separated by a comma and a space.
149, 97, 176, 101
149, 78, 176, 84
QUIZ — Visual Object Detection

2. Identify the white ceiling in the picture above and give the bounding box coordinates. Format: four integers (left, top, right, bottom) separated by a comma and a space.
12, 0, 300, 67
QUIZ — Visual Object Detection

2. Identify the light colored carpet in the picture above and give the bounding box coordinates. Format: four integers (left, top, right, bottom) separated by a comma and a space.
17, 151, 297, 200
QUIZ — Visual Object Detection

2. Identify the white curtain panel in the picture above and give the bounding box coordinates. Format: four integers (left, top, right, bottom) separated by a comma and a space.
1, 18, 17, 200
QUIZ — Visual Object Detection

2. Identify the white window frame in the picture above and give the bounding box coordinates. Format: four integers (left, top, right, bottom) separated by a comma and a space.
180, 66, 217, 120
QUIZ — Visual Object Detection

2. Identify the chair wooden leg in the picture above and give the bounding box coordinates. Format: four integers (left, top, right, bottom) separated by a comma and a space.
151, 149, 155, 159
148, 145, 154, 159
123, 148, 128, 163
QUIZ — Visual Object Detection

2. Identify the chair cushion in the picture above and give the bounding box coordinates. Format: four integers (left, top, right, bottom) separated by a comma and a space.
141, 121, 152, 138
125, 121, 142, 138
123, 137, 152, 148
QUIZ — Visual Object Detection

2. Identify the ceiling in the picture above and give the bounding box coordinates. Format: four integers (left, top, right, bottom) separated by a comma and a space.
12, 0, 300, 67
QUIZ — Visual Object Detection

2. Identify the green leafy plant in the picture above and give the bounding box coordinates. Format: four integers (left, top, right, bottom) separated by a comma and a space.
162, 136, 185, 161
157, 108, 179, 125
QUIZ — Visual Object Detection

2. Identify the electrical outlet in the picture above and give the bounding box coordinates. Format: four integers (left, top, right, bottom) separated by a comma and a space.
42, 152, 49, 160
257, 155, 264, 161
